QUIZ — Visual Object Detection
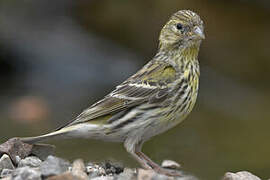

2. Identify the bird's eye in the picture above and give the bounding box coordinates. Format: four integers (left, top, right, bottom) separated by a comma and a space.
176, 23, 183, 30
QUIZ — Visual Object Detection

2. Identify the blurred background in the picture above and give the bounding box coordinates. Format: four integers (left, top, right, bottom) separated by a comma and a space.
0, 0, 269, 179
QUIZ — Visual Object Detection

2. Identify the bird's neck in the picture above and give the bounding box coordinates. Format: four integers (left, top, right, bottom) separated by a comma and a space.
157, 44, 200, 66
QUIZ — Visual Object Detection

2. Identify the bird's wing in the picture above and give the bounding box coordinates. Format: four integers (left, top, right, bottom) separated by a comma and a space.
66, 60, 177, 127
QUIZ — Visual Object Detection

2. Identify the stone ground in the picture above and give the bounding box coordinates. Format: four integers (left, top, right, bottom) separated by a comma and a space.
0, 138, 263, 180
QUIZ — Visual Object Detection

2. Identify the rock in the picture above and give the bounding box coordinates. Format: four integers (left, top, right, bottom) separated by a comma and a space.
18, 156, 42, 168
31, 143, 55, 160
175, 174, 199, 180
152, 173, 172, 180
40, 155, 70, 177
12, 167, 41, 180
85, 162, 95, 174
47, 172, 77, 180
1, 176, 12, 180
1, 169, 13, 178
137, 169, 156, 180
71, 159, 88, 180
137, 168, 198, 180
101, 161, 123, 175
0, 154, 15, 173
223, 171, 261, 180
91, 176, 114, 180
116, 168, 136, 180
88, 171, 99, 179
86, 163, 106, 177
71, 159, 85, 172
0, 138, 33, 164
15, 156, 21, 165
161, 160, 181, 169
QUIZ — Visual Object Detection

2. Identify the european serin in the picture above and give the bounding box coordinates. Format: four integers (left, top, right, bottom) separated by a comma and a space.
20, 10, 205, 176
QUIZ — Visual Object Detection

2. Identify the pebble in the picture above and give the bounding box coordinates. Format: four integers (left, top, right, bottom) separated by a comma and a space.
1, 169, 13, 178
116, 168, 136, 180
86, 163, 106, 176
175, 175, 199, 180
88, 171, 99, 179
86, 163, 96, 174
47, 172, 77, 180
161, 160, 181, 169
1, 176, 12, 180
18, 156, 42, 168
71, 159, 88, 180
0, 154, 15, 173
152, 173, 173, 180
102, 161, 123, 175
91, 176, 114, 180
15, 156, 21, 165
40, 155, 70, 177
12, 167, 41, 180
223, 171, 261, 180
137, 169, 156, 180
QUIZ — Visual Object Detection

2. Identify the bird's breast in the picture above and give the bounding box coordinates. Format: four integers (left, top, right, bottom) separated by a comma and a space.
166, 62, 199, 123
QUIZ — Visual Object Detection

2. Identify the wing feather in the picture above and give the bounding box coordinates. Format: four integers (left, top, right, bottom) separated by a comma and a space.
66, 61, 176, 127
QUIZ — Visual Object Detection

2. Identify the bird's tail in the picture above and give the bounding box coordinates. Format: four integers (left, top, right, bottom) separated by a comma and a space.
19, 127, 71, 144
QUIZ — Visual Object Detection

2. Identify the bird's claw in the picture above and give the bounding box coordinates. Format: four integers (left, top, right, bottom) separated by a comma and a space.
153, 166, 182, 177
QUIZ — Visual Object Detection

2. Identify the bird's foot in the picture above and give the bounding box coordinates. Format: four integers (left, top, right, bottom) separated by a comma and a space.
153, 166, 181, 177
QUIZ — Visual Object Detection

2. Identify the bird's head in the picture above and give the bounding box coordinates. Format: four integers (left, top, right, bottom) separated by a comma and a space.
159, 10, 205, 51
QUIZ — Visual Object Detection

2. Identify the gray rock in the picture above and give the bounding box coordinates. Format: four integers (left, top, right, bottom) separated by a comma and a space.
161, 160, 181, 169
101, 161, 123, 175
0, 138, 33, 164
86, 163, 106, 177
152, 173, 171, 180
175, 175, 199, 180
47, 172, 77, 180
137, 168, 198, 180
1, 169, 13, 178
223, 171, 261, 180
91, 176, 114, 180
15, 156, 21, 165
86, 163, 95, 174
40, 155, 70, 177
0, 154, 15, 173
116, 168, 136, 180
12, 167, 41, 180
88, 171, 99, 179
18, 156, 42, 168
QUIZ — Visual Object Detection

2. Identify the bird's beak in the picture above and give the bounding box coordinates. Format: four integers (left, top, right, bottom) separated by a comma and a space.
193, 26, 205, 40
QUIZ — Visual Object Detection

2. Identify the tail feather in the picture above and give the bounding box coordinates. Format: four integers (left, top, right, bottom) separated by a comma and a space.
20, 128, 69, 144
20, 123, 99, 144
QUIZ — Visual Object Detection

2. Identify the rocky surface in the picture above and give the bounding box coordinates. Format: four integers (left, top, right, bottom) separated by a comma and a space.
0, 139, 265, 180
0, 152, 197, 180
0, 153, 264, 180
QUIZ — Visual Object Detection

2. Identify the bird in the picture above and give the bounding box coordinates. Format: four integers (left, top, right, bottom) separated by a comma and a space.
20, 10, 205, 176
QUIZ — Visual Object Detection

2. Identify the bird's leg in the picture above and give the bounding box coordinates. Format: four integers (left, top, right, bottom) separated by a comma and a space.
125, 139, 155, 170
135, 150, 181, 177
126, 141, 181, 177
128, 148, 152, 170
